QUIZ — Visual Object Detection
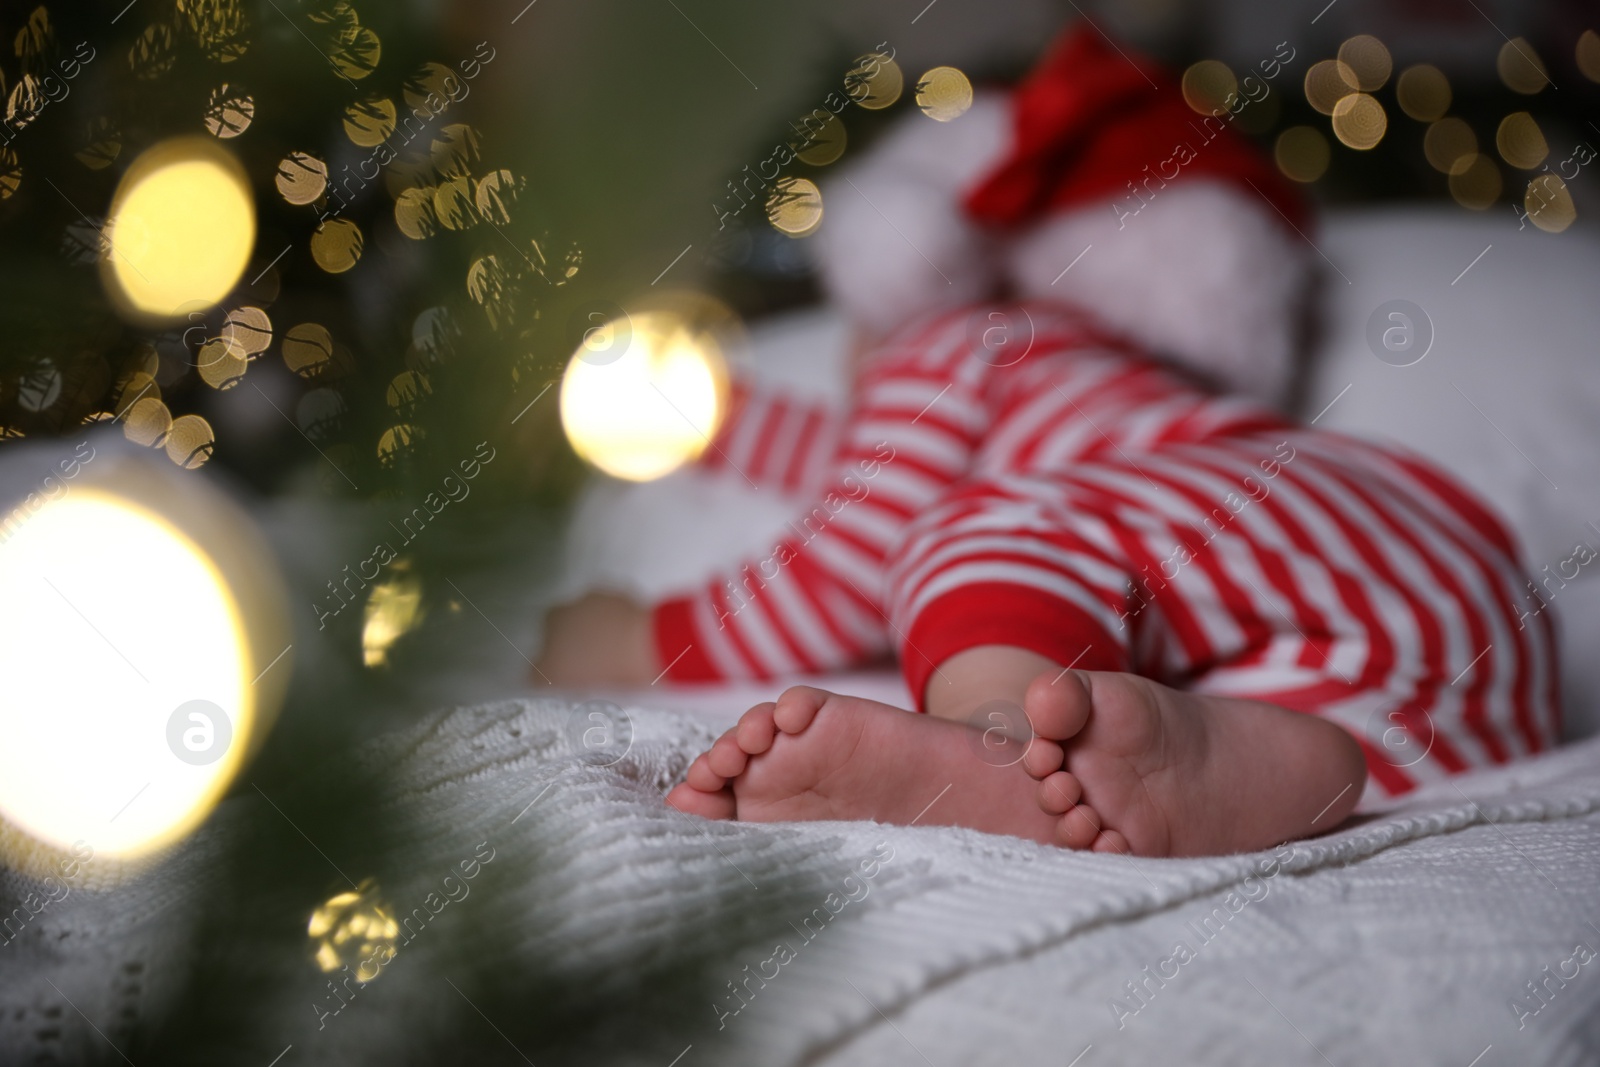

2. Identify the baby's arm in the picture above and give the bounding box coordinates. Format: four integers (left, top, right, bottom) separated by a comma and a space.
694, 378, 843, 497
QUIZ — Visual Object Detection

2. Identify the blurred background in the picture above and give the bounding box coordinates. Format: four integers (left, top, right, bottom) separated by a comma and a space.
0, 0, 1595, 1062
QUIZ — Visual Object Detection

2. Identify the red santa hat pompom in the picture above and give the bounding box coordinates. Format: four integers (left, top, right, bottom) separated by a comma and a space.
813, 24, 1315, 407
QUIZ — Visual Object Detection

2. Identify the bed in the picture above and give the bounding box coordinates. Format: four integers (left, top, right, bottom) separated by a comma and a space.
3, 207, 1599, 1066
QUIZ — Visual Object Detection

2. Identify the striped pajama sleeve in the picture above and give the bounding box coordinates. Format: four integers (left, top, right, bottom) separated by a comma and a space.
694, 379, 843, 496
651, 310, 1032, 681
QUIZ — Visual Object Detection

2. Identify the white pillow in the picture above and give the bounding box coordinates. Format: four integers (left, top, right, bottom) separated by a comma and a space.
1306, 208, 1600, 738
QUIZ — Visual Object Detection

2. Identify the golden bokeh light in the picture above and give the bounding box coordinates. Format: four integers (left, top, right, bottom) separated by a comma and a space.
1275, 126, 1330, 183
560, 308, 729, 482
362, 568, 424, 668
0, 472, 289, 863
1424, 117, 1478, 175
7, 75, 44, 133
766, 177, 823, 238
1337, 35, 1392, 91
198, 339, 248, 390
203, 85, 254, 139
223, 305, 273, 356
403, 61, 455, 116
115, 371, 160, 415
1496, 112, 1549, 170
433, 177, 475, 230
102, 138, 255, 321
376, 424, 423, 469
474, 169, 521, 225
794, 112, 847, 166
1448, 153, 1502, 210
916, 66, 974, 122
1579, 30, 1600, 83
1525, 174, 1576, 233
1331, 93, 1387, 150
847, 52, 903, 110
283, 322, 335, 378
467, 255, 509, 308
0, 146, 18, 199
1182, 59, 1237, 116
311, 219, 364, 274
1304, 59, 1358, 115
1497, 38, 1550, 94
310, 879, 400, 981
343, 97, 397, 147
430, 124, 480, 180
123, 396, 173, 446
165, 414, 216, 469
386, 370, 432, 413
183, 0, 250, 63
276, 151, 328, 206
129, 22, 177, 80
1396, 64, 1451, 122
394, 187, 438, 239
329, 25, 381, 81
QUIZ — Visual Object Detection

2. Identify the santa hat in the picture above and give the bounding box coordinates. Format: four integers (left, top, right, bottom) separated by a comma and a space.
812, 24, 1315, 407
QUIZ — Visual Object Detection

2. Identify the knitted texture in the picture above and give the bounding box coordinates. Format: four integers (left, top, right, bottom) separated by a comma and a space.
4, 698, 1600, 1065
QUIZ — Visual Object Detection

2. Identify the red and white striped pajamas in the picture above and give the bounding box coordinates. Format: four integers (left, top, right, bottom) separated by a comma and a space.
652, 303, 1560, 795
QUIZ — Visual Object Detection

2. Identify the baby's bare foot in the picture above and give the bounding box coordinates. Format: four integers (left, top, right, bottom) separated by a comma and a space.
665, 686, 1062, 843
1019, 670, 1368, 857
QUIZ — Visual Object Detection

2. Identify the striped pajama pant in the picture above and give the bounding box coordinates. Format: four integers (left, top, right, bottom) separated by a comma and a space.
653, 303, 1559, 796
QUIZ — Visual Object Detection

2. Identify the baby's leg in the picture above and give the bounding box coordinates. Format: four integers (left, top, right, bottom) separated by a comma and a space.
889, 468, 1373, 854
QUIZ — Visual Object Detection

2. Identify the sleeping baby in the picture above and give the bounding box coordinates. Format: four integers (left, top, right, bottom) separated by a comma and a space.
536, 26, 1559, 856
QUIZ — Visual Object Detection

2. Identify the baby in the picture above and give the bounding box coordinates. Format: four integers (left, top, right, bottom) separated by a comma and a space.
536, 28, 1559, 856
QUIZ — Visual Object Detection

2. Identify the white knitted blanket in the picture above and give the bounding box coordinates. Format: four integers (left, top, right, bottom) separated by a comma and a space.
9, 693, 1599, 1066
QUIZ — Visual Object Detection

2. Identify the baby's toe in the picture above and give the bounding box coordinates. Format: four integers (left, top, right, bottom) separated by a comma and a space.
1091, 829, 1131, 855
1025, 669, 1093, 742
735, 702, 779, 755
772, 686, 831, 734
1055, 803, 1103, 850
705, 732, 751, 779
1022, 738, 1064, 779
684, 752, 728, 792
1038, 771, 1082, 815
666, 782, 735, 820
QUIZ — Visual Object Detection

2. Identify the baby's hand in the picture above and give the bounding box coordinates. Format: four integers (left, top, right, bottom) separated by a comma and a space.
535, 592, 657, 687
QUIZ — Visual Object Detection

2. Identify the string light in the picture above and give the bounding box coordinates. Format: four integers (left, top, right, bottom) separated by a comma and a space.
766, 177, 823, 238
846, 52, 903, 109
1579, 30, 1600, 83
560, 306, 730, 482
0, 464, 290, 864
102, 137, 255, 321
1275, 126, 1330, 183
1331, 93, 1387, 150
794, 112, 847, 165
1497, 38, 1550, 94
1496, 112, 1549, 170
915, 66, 974, 122
1524, 174, 1576, 233
1181, 60, 1236, 116
1337, 36, 1392, 91
1303, 59, 1357, 115
1396, 65, 1451, 122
